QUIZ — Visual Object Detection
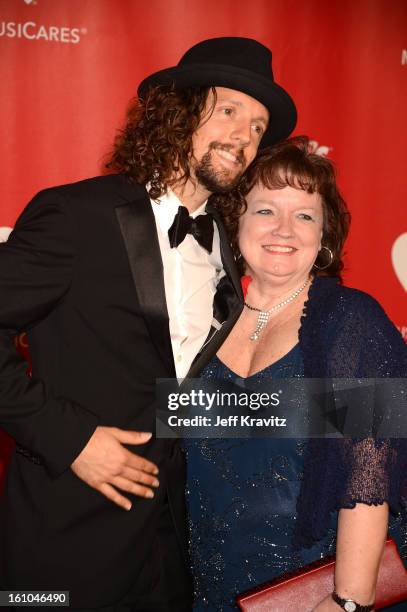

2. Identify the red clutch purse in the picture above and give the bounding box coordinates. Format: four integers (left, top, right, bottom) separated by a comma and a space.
236, 538, 407, 611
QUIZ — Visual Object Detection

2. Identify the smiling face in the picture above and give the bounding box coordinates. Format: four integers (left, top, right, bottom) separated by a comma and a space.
239, 183, 324, 289
190, 87, 269, 195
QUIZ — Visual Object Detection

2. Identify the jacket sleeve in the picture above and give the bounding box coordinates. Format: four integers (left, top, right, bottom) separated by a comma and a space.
296, 285, 407, 547
0, 188, 99, 477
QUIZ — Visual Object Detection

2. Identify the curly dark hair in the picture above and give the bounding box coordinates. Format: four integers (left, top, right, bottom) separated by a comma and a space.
212, 136, 351, 279
106, 84, 215, 200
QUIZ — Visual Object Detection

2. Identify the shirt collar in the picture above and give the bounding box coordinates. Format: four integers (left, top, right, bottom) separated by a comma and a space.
150, 187, 208, 233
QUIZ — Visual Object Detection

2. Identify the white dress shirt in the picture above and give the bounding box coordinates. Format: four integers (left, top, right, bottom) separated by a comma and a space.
150, 189, 224, 378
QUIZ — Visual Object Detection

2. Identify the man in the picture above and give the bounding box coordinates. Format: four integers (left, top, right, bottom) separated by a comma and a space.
0, 37, 296, 610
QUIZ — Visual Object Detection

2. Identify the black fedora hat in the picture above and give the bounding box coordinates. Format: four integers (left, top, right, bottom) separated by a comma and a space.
138, 37, 297, 147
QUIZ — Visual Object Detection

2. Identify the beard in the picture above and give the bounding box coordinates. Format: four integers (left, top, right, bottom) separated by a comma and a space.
194, 142, 247, 194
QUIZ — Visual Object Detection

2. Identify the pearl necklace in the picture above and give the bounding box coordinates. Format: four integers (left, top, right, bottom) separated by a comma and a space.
244, 277, 310, 341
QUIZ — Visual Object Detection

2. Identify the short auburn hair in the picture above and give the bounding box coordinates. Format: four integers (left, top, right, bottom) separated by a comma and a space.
213, 136, 351, 279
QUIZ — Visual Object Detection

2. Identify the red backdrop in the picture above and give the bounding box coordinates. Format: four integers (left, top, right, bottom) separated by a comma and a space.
1, 0, 406, 483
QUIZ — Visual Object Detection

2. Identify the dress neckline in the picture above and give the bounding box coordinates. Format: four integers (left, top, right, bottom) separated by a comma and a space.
213, 343, 301, 380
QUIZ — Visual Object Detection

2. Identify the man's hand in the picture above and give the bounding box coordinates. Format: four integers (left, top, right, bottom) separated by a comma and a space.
71, 426, 159, 510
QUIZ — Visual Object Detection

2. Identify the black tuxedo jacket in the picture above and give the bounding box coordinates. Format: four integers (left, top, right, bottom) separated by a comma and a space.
0, 174, 243, 607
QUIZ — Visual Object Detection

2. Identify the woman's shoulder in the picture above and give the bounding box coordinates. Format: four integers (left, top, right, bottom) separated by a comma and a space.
303, 276, 406, 376
307, 277, 406, 348
308, 276, 391, 322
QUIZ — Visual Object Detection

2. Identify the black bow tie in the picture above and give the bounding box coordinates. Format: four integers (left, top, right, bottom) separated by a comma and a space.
168, 206, 214, 253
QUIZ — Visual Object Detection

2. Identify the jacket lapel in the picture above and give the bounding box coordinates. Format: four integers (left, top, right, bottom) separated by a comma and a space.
186, 204, 243, 378
207, 202, 242, 300
115, 191, 175, 377
186, 300, 242, 378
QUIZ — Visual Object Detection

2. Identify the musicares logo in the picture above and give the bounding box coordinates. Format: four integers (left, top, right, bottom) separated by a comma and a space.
392, 233, 407, 292
391, 233, 407, 342
0, 227, 13, 243
2, 2, 87, 44
308, 140, 331, 157
0, 21, 86, 43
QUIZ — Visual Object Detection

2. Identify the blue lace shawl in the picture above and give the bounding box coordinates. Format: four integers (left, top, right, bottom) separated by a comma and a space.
295, 276, 407, 547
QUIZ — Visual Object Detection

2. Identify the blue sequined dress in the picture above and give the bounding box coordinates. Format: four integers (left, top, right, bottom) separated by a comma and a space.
185, 345, 337, 611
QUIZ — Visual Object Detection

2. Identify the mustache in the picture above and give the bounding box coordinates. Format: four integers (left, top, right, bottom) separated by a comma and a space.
208, 142, 246, 167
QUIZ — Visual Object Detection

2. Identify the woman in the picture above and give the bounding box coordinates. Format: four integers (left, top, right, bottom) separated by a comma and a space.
185, 137, 407, 611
